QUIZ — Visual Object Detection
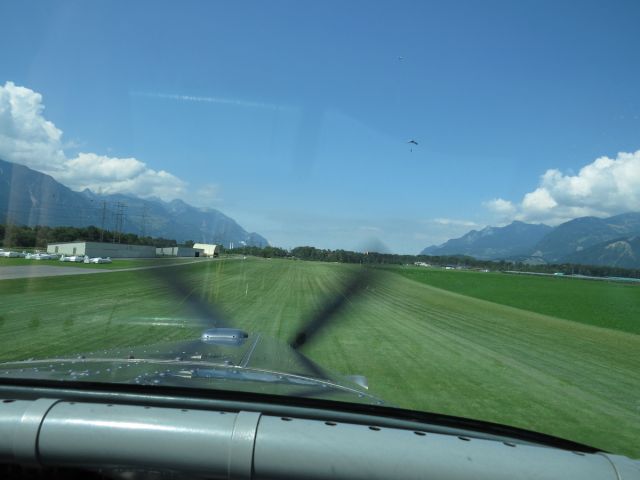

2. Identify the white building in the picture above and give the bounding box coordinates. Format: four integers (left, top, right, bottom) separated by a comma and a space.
192, 243, 221, 257
414, 262, 431, 267
47, 242, 156, 258
156, 246, 205, 257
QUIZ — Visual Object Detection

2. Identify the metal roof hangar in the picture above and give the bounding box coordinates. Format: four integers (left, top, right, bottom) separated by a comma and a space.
47, 242, 156, 258
156, 246, 204, 257
192, 243, 221, 257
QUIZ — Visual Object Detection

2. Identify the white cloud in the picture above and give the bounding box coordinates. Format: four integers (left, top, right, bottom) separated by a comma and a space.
57, 153, 186, 199
433, 218, 479, 227
0, 81, 66, 170
63, 153, 147, 181
0, 81, 187, 201
485, 150, 640, 225
132, 91, 284, 110
483, 198, 516, 217
521, 188, 558, 213
358, 225, 383, 232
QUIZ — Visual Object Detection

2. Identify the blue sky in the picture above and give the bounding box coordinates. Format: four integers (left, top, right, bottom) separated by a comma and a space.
1, 0, 640, 253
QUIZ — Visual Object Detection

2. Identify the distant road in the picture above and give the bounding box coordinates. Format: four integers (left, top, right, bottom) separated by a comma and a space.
0, 265, 106, 280
504, 270, 640, 284
0, 258, 228, 280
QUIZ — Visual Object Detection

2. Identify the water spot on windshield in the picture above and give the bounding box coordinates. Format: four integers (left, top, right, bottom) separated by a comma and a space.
64, 316, 75, 330
28, 316, 41, 330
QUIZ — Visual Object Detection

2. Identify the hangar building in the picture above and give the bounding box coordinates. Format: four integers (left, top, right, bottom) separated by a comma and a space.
192, 243, 221, 257
47, 242, 156, 258
156, 246, 204, 257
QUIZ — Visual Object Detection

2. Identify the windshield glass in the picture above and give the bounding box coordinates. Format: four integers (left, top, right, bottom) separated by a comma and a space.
1, 0, 639, 458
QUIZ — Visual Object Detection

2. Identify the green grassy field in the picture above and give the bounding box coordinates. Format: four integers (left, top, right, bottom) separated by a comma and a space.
391, 266, 640, 334
0, 258, 638, 457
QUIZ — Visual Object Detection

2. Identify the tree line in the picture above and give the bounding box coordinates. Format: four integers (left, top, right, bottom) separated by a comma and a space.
229, 245, 640, 279
3, 224, 638, 279
0, 224, 180, 249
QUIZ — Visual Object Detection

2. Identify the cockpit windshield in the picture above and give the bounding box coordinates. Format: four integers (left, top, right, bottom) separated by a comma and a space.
1, 0, 639, 459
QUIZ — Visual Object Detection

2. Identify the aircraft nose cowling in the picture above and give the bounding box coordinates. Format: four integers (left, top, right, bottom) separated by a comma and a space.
201, 328, 249, 346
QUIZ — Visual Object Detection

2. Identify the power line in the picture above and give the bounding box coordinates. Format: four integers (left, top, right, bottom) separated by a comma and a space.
141, 203, 148, 238
120, 203, 128, 243
100, 201, 107, 242
112, 202, 126, 244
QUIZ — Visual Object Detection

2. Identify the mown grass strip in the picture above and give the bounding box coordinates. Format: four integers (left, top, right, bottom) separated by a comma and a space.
389, 265, 640, 334
0, 258, 638, 457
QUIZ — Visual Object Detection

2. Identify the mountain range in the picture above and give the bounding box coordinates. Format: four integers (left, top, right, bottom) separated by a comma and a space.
0, 158, 268, 247
3, 158, 639, 267
421, 221, 553, 260
421, 213, 640, 268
